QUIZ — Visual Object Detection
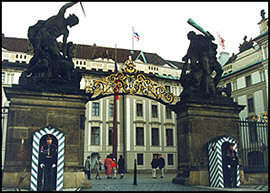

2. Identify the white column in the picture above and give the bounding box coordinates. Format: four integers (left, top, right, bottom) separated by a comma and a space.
126, 97, 130, 151
264, 67, 268, 106
1, 105, 9, 171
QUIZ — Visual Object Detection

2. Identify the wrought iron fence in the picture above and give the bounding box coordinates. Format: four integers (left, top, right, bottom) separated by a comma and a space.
239, 120, 268, 173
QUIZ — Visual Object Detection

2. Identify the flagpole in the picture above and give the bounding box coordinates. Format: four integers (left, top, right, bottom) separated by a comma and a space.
113, 43, 118, 159
132, 26, 134, 50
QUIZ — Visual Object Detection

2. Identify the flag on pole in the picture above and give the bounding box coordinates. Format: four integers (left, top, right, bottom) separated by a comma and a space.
79, 2, 86, 17
217, 32, 225, 49
132, 26, 140, 50
133, 31, 140, 41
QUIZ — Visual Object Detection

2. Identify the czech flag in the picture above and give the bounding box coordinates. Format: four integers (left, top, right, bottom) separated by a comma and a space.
217, 33, 225, 49
133, 31, 140, 41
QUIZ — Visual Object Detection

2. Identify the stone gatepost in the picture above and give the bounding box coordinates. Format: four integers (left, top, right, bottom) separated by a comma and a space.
172, 97, 244, 186
3, 85, 90, 189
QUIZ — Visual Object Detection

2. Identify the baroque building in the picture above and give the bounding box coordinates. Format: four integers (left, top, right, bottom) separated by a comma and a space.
2, 35, 183, 172
218, 11, 268, 176
219, 14, 268, 121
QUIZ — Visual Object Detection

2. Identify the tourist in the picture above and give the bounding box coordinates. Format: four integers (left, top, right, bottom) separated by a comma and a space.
94, 156, 102, 180
118, 155, 125, 179
84, 156, 91, 180
112, 158, 117, 179
151, 155, 159, 179
104, 155, 113, 179
158, 154, 165, 178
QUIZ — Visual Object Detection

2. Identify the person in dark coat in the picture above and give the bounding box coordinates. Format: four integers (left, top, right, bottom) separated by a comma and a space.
84, 156, 91, 180
229, 144, 239, 187
39, 136, 58, 191
224, 143, 239, 188
151, 155, 159, 178
118, 155, 125, 179
158, 154, 165, 178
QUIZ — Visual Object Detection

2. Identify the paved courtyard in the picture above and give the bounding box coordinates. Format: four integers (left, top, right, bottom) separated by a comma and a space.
78, 173, 268, 192
79, 173, 213, 192
2, 172, 268, 191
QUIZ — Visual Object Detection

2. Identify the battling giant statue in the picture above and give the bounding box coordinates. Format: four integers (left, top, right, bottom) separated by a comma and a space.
19, 2, 85, 91
179, 18, 230, 100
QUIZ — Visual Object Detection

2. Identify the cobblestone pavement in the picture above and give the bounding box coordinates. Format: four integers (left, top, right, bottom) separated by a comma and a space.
78, 173, 268, 192
79, 173, 214, 191
2, 173, 268, 192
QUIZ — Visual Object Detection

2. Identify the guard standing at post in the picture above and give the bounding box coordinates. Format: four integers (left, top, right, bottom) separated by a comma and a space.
229, 143, 239, 188
39, 136, 58, 191
224, 143, 238, 188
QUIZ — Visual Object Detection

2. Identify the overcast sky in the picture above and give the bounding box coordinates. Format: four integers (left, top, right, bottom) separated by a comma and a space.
2, 1, 268, 62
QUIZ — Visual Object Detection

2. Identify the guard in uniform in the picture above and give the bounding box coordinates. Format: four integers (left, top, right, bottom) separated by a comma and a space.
39, 136, 58, 191
229, 144, 239, 188
224, 143, 238, 188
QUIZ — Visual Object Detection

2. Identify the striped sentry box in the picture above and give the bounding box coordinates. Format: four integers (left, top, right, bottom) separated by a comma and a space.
208, 136, 240, 188
30, 126, 65, 191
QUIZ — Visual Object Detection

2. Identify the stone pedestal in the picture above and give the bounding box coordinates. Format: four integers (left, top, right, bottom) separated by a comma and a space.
172, 97, 244, 186
3, 85, 88, 188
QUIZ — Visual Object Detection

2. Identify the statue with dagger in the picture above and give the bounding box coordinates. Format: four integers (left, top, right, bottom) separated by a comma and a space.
23, 2, 86, 85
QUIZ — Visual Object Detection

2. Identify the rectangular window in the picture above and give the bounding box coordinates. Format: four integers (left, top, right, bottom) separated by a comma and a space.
152, 104, 158, 118
264, 46, 268, 59
168, 154, 174, 165
137, 153, 144, 165
259, 71, 265, 82
10, 73, 14, 84
91, 127, 100, 145
245, 75, 251, 87
92, 102, 100, 116
6, 73, 10, 84
232, 80, 237, 91
2, 72, 5, 83
247, 97, 254, 113
109, 103, 113, 117
248, 122, 258, 142
166, 128, 174, 146
151, 128, 159, 146
166, 106, 172, 119
136, 103, 143, 117
136, 127, 144, 145
108, 127, 113, 145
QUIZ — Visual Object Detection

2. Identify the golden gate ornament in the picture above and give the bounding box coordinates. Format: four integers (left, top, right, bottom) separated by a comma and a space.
85, 58, 176, 105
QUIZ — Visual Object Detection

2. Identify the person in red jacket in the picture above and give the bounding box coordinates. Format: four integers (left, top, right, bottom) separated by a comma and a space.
104, 155, 113, 179
112, 158, 117, 179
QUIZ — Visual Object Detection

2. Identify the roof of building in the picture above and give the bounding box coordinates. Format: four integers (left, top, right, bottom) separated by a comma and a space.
224, 19, 268, 67
253, 30, 269, 41
222, 59, 263, 78
166, 60, 185, 69
2, 36, 177, 67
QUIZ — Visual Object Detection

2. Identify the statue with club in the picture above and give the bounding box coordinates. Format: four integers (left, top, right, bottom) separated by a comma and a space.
180, 18, 224, 99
